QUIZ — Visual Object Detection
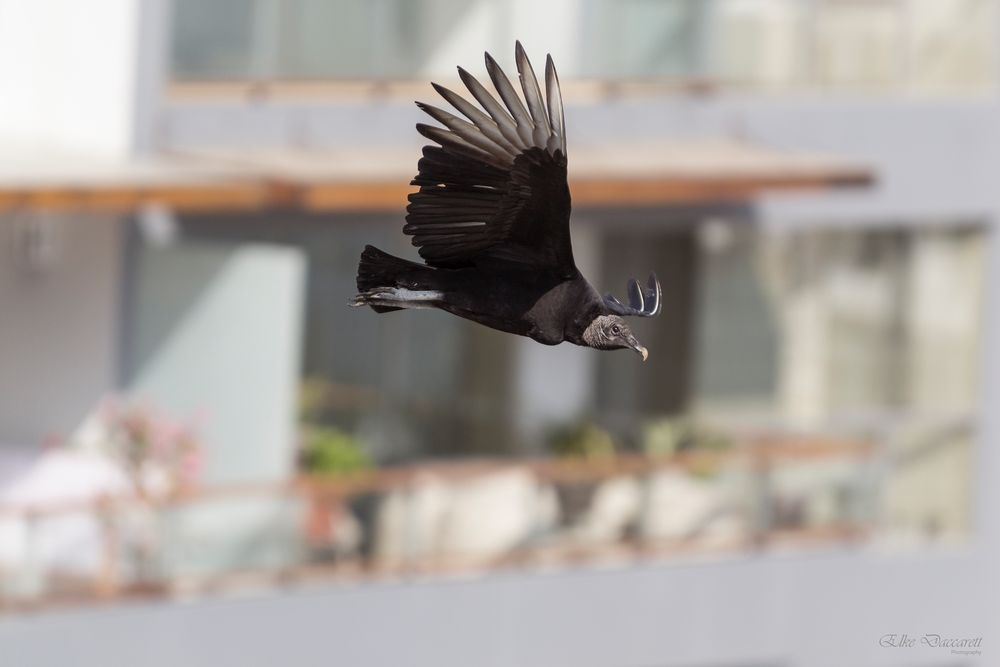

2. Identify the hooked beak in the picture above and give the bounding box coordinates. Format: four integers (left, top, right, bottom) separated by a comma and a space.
626, 335, 649, 362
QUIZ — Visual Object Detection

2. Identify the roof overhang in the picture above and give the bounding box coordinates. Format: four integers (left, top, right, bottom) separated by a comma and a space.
0, 141, 873, 214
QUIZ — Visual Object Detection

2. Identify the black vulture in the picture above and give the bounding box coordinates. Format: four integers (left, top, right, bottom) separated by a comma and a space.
351, 42, 661, 360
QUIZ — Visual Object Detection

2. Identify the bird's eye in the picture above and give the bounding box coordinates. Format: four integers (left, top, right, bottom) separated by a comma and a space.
611, 325, 621, 335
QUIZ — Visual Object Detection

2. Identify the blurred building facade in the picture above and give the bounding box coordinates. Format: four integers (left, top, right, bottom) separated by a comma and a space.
1, 1, 998, 665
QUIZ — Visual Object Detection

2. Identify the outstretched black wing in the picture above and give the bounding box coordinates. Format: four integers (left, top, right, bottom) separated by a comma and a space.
405, 42, 573, 274
604, 274, 662, 317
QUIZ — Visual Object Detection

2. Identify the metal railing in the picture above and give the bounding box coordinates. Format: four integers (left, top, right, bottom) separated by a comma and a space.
0, 436, 876, 614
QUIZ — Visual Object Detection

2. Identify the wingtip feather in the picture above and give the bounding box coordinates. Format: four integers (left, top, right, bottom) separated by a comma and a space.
484, 50, 534, 146
544, 54, 567, 155
458, 64, 527, 150
514, 41, 551, 147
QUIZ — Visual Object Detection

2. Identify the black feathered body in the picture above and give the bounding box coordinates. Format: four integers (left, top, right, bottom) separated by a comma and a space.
357, 244, 604, 345
352, 43, 661, 355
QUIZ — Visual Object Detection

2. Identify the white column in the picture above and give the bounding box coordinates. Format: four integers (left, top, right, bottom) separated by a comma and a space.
511, 221, 602, 452
0, 0, 151, 157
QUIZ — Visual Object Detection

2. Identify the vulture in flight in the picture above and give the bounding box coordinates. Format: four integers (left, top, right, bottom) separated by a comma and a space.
351, 42, 661, 360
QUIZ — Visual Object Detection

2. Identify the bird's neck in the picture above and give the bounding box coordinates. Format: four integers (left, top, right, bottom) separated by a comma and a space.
563, 303, 608, 346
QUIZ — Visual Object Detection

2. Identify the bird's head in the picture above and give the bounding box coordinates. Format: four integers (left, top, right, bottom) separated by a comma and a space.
581, 314, 648, 361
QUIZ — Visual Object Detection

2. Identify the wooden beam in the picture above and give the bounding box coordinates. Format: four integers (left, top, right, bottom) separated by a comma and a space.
569, 172, 873, 207
0, 182, 272, 213
298, 181, 413, 212
293, 171, 873, 213
0, 144, 874, 214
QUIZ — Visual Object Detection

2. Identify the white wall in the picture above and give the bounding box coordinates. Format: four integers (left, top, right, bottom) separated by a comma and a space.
126, 241, 305, 483
0, 548, 992, 667
0, 214, 123, 445
162, 93, 1000, 222
0, 0, 141, 157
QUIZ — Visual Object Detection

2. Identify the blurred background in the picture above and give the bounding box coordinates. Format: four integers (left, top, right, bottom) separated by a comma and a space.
0, 1, 997, 665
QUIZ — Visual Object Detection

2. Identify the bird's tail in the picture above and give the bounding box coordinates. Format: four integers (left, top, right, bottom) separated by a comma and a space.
351, 245, 438, 313
355, 245, 418, 292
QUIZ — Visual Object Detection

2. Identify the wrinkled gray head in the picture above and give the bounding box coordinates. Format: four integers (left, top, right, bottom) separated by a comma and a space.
581, 315, 648, 361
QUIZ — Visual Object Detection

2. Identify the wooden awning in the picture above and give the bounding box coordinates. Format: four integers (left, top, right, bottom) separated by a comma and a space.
0, 141, 872, 214
0, 157, 270, 213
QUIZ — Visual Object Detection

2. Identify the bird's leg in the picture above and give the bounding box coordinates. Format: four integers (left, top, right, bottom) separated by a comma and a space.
349, 287, 443, 309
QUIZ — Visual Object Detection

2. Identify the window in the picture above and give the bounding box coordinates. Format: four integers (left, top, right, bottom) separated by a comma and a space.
170, 0, 999, 92
693, 221, 985, 542
171, 0, 508, 81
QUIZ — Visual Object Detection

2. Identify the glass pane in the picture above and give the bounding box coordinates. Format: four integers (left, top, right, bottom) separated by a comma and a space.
583, 0, 706, 78
814, 2, 903, 88
273, 0, 380, 79
169, 0, 1000, 91
171, 0, 262, 79
692, 221, 985, 543
707, 0, 807, 86
909, 0, 999, 91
